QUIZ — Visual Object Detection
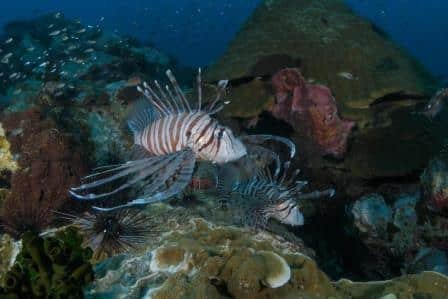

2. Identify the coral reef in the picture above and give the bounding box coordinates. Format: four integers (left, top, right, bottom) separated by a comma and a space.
348, 189, 448, 279
270, 68, 354, 158
351, 193, 392, 238
0, 108, 88, 237
0, 8, 447, 299
87, 218, 448, 299
0, 228, 94, 298
0, 13, 176, 169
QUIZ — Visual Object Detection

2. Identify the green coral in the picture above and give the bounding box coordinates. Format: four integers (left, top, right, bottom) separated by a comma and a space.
0, 227, 94, 299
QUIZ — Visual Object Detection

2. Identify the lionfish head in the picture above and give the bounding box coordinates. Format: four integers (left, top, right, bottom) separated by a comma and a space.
214, 127, 247, 164
269, 199, 305, 226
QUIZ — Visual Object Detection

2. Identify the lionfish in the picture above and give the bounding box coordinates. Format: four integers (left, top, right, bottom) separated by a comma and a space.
220, 161, 335, 229
70, 69, 294, 211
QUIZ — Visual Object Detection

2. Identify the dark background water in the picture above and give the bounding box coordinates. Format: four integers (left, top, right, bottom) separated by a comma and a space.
1, 0, 447, 79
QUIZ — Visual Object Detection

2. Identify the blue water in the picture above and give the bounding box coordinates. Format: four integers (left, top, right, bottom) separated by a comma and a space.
1, 0, 447, 77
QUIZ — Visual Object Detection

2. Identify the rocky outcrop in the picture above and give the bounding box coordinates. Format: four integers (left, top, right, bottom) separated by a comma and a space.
205, 0, 439, 184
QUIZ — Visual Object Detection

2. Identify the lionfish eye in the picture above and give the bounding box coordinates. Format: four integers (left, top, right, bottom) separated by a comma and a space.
217, 130, 224, 139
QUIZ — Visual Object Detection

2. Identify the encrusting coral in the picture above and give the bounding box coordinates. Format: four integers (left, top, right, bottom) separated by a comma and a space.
0, 227, 94, 298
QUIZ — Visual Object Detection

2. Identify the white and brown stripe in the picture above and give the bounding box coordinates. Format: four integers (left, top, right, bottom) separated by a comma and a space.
135, 111, 224, 161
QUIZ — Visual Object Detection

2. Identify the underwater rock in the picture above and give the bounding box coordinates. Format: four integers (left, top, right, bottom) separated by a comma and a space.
406, 248, 448, 275
421, 158, 448, 214
0, 108, 88, 237
82, 110, 129, 165
0, 228, 94, 298
206, 0, 435, 121
351, 193, 392, 238
205, 0, 438, 186
392, 194, 418, 233
270, 68, 354, 158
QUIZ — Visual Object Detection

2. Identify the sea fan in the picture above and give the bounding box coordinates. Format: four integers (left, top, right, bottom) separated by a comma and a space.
58, 209, 159, 259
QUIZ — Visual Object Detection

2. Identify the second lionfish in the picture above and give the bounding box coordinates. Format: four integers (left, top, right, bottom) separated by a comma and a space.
218, 160, 335, 229
70, 69, 294, 210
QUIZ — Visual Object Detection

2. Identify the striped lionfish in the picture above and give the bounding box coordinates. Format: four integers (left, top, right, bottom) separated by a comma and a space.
220, 161, 335, 229
70, 69, 295, 211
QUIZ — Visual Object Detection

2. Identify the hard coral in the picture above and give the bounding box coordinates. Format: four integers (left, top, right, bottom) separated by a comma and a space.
270, 68, 354, 158
0, 108, 88, 237
0, 227, 94, 298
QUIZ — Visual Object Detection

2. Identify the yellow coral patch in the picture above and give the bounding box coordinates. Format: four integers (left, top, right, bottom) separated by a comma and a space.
0, 123, 18, 173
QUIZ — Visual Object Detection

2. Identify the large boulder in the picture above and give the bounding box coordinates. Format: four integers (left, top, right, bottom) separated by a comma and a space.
205, 0, 440, 186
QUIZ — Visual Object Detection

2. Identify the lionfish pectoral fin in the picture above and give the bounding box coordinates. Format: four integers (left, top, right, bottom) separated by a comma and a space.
92, 197, 161, 211
69, 153, 180, 201
241, 134, 296, 159
245, 144, 281, 178
92, 149, 196, 211
130, 144, 154, 160
297, 188, 336, 201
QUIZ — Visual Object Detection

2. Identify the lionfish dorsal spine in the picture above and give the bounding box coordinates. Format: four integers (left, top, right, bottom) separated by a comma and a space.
197, 67, 202, 111
165, 69, 192, 112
